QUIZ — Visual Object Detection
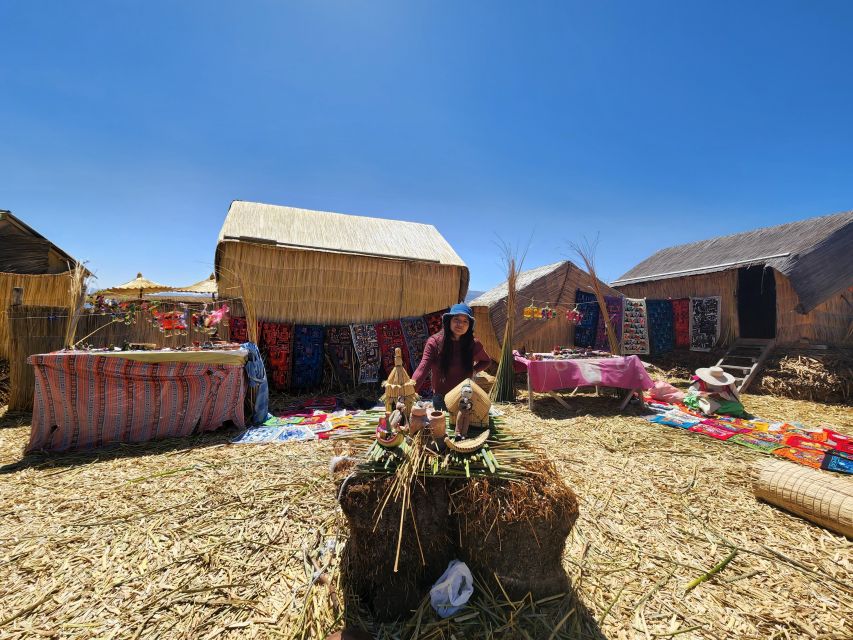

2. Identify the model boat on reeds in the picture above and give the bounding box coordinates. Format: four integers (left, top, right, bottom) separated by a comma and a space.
444, 429, 490, 453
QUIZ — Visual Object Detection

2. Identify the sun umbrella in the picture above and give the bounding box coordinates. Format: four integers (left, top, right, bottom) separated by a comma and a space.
174, 273, 217, 296
97, 273, 174, 299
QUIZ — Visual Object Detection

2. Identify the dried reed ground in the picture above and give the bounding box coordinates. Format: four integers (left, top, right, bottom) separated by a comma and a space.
0, 392, 851, 639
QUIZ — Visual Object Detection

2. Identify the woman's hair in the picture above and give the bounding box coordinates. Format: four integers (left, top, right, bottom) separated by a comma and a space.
438, 314, 474, 378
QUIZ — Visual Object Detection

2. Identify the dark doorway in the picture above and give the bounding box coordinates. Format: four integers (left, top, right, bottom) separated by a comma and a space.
737, 265, 776, 339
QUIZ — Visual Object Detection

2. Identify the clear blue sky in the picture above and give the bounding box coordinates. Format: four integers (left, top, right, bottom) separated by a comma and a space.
2, 1, 852, 293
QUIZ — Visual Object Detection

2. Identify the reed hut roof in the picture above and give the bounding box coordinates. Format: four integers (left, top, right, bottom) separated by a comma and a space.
0, 209, 87, 275
216, 201, 467, 268
612, 210, 853, 313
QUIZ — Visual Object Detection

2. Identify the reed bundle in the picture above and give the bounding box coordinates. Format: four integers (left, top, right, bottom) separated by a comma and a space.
63, 263, 88, 348
571, 237, 619, 354
490, 242, 524, 403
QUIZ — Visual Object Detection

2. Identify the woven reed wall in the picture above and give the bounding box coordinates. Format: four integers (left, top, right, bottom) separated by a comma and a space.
775, 273, 851, 346
752, 459, 853, 538
615, 270, 738, 346
7, 305, 66, 411
74, 311, 217, 349
216, 242, 466, 324
0, 271, 73, 360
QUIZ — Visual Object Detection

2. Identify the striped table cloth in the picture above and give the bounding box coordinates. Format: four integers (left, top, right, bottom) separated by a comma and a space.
27, 352, 246, 453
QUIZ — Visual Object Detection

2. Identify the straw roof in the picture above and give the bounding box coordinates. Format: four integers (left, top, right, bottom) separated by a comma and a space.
216, 201, 467, 267
98, 273, 173, 296
0, 209, 87, 275
613, 209, 853, 313
174, 273, 217, 295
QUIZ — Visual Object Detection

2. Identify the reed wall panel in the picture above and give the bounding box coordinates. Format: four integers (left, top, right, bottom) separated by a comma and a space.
0, 271, 73, 360
775, 273, 851, 346
615, 270, 738, 346
7, 305, 66, 411
216, 242, 465, 324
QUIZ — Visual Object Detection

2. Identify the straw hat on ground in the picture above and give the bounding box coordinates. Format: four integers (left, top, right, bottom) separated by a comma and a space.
695, 366, 736, 387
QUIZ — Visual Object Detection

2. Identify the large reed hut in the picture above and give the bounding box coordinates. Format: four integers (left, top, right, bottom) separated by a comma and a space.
470, 261, 620, 357
612, 210, 853, 347
0, 210, 85, 359
215, 201, 469, 324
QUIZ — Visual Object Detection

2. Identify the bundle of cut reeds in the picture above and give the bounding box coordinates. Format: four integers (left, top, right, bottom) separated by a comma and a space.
491, 245, 523, 403
571, 237, 619, 354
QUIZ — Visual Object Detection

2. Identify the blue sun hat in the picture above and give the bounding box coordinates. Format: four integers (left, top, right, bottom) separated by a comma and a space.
443, 303, 475, 329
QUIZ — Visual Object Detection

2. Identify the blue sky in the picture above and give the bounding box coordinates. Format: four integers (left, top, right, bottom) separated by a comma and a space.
2, 1, 852, 293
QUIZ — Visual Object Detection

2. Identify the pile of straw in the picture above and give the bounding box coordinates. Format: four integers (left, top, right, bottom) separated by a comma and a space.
754, 348, 852, 404
0, 359, 9, 407
0, 388, 850, 638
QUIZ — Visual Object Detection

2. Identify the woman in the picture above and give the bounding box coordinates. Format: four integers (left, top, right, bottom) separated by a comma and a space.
684, 366, 746, 417
411, 303, 492, 410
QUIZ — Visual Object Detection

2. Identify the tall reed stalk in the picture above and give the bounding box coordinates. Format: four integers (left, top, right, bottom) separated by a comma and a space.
63, 263, 88, 349
570, 237, 619, 354
490, 242, 525, 403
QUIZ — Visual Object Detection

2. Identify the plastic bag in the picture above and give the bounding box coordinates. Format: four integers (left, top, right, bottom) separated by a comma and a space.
430, 560, 474, 618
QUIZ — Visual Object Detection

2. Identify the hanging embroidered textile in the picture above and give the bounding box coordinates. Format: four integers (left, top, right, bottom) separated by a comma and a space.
350, 323, 381, 384
375, 319, 411, 377
324, 325, 356, 387
689, 296, 721, 351
401, 315, 431, 391
291, 325, 325, 389
229, 316, 249, 343
672, 298, 690, 348
260, 321, 294, 390
594, 295, 624, 351
621, 297, 650, 355
573, 290, 599, 348
646, 299, 674, 354
423, 309, 448, 336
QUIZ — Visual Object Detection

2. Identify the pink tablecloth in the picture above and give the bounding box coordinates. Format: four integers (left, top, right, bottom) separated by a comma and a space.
513, 352, 653, 393
27, 353, 246, 453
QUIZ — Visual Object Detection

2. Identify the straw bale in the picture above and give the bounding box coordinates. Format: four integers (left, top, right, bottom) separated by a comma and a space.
0, 271, 75, 359
217, 241, 466, 325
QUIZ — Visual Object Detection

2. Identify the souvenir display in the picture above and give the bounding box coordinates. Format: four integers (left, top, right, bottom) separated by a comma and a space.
324, 325, 356, 387
350, 323, 381, 384
689, 296, 721, 351
151, 308, 188, 336
191, 303, 229, 335
260, 320, 294, 391
671, 298, 690, 348
401, 316, 431, 389
375, 319, 411, 377
621, 297, 649, 355
646, 299, 674, 354
291, 325, 325, 389
573, 290, 599, 347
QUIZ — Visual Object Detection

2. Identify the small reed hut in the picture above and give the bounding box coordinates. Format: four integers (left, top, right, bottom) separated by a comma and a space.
470, 260, 619, 357
612, 210, 853, 347
214, 201, 469, 324
0, 210, 86, 360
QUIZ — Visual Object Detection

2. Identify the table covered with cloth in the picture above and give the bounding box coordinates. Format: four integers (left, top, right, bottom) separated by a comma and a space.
513, 352, 653, 393
27, 349, 248, 453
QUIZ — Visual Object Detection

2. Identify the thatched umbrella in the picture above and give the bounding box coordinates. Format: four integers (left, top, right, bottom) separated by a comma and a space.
174, 273, 217, 297
98, 273, 173, 299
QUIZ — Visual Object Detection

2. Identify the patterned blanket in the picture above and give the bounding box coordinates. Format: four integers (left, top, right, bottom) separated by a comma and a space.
350, 323, 381, 384
424, 309, 448, 336
324, 325, 356, 387
574, 290, 599, 348
401, 316, 431, 391
291, 325, 325, 389
672, 298, 690, 348
594, 295, 623, 352
375, 319, 411, 378
229, 316, 249, 343
621, 297, 649, 355
646, 299, 674, 354
690, 296, 721, 351
260, 321, 294, 390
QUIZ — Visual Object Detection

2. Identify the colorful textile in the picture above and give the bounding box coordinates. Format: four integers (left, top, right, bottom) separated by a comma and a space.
810, 429, 853, 454
230, 316, 249, 343
729, 433, 785, 453
375, 319, 411, 377
324, 325, 356, 387
689, 422, 740, 440
821, 450, 853, 474
350, 323, 381, 384
594, 296, 623, 351
260, 321, 294, 391
672, 299, 690, 348
773, 446, 825, 469
232, 426, 286, 444
243, 342, 269, 426
263, 415, 304, 426
291, 325, 325, 389
514, 352, 653, 392
699, 418, 750, 434
646, 299, 674, 354
781, 434, 831, 452
424, 309, 448, 337
621, 297, 650, 355
647, 410, 701, 428
690, 297, 721, 351
28, 352, 246, 453
401, 316, 431, 390
573, 290, 599, 348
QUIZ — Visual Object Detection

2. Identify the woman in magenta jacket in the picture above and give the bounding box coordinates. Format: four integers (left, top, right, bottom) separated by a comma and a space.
411, 303, 492, 410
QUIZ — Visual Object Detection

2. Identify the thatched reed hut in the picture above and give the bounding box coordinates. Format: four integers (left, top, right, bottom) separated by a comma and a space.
470, 261, 619, 357
612, 210, 853, 347
0, 210, 85, 359
214, 201, 469, 324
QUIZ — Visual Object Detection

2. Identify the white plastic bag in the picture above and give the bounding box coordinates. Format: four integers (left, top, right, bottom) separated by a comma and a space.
429, 560, 474, 618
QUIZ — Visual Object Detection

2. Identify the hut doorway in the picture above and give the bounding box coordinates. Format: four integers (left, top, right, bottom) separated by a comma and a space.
737, 266, 776, 339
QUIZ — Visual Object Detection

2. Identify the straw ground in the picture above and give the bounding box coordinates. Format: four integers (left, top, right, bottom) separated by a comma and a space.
0, 391, 851, 639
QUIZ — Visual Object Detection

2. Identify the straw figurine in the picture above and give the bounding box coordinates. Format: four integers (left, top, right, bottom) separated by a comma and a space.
381, 347, 418, 415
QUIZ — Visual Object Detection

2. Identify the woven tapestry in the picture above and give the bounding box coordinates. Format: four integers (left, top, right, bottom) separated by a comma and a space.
229, 316, 248, 343
291, 325, 325, 389
349, 323, 381, 384
574, 290, 599, 348
375, 319, 411, 378
594, 295, 624, 351
621, 298, 650, 355
260, 321, 294, 391
424, 309, 448, 336
646, 299, 674, 354
689, 296, 721, 351
401, 316, 431, 390
324, 325, 356, 387
672, 298, 690, 348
